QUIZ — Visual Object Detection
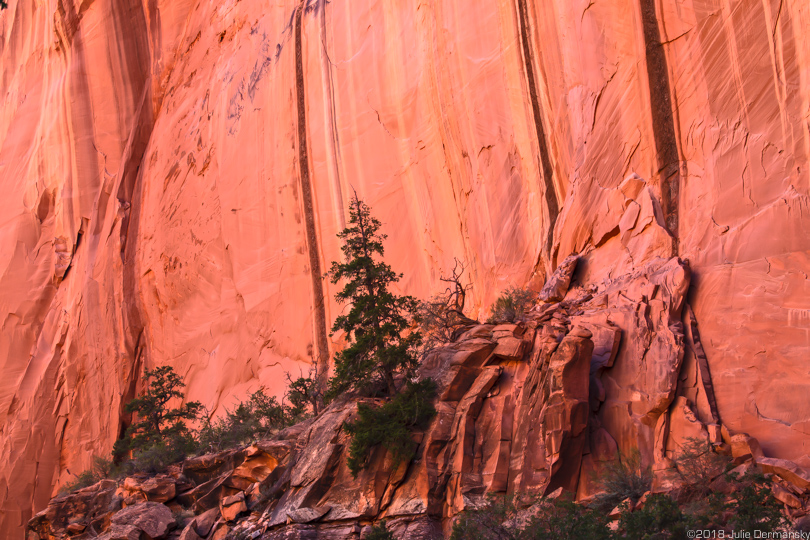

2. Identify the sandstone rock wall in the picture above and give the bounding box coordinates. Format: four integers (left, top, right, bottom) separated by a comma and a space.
1, 0, 809, 536
25, 258, 810, 539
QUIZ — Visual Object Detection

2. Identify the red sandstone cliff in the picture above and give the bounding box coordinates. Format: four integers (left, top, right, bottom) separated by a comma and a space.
1, 0, 809, 536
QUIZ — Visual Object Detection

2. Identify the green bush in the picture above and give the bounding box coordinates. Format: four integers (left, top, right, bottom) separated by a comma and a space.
367, 521, 396, 540
615, 493, 691, 539
447, 461, 788, 540
196, 388, 287, 453
672, 437, 730, 498
449, 493, 521, 540
112, 366, 202, 469
59, 456, 118, 494
345, 379, 436, 477
525, 497, 613, 540
592, 449, 652, 512
285, 371, 322, 421
487, 286, 535, 324
725, 470, 786, 532
450, 494, 612, 540
131, 440, 193, 474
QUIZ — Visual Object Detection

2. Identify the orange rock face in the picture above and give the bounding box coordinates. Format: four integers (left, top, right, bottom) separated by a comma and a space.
1, 0, 809, 536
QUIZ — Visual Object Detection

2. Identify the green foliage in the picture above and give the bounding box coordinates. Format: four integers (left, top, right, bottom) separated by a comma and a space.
60, 470, 99, 494
529, 498, 613, 540
486, 286, 535, 324
196, 388, 287, 454
592, 449, 652, 512
448, 463, 788, 540
450, 494, 612, 540
345, 379, 436, 477
725, 469, 787, 532
327, 194, 422, 398
367, 521, 396, 540
59, 456, 118, 494
112, 366, 202, 470
615, 494, 691, 539
449, 493, 522, 540
285, 370, 322, 421
672, 437, 730, 498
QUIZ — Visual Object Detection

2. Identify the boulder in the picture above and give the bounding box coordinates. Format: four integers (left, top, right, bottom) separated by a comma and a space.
67, 521, 87, 534
183, 450, 243, 485
772, 483, 802, 509
96, 524, 142, 540
210, 524, 230, 540
191, 507, 220, 537
179, 523, 203, 540
220, 492, 247, 522
730, 434, 764, 461
492, 324, 524, 339
757, 458, 810, 491
492, 337, 526, 361
439, 365, 483, 401
140, 476, 177, 503
456, 325, 496, 341
539, 254, 579, 302
111, 502, 174, 539
286, 506, 331, 524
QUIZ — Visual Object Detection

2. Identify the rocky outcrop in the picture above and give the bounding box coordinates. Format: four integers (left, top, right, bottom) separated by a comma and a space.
28, 257, 810, 539
2, 0, 810, 535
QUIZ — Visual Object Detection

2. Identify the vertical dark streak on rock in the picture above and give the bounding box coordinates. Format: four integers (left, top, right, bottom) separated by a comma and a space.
685, 304, 721, 424
295, 4, 331, 386
639, 0, 680, 254
107, 0, 153, 454
515, 0, 559, 261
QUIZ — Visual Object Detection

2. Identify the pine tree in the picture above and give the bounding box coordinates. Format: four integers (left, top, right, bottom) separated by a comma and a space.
327, 193, 421, 398
113, 366, 202, 461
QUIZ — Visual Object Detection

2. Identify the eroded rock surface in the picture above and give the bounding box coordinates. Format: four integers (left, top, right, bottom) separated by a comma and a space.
2, 0, 810, 535
26, 257, 810, 539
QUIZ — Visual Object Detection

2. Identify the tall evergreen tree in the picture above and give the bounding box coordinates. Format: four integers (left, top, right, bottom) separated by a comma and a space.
113, 366, 202, 461
328, 193, 421, 397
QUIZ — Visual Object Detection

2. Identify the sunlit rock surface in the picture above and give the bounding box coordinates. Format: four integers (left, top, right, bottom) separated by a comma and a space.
1, 0, 809, 535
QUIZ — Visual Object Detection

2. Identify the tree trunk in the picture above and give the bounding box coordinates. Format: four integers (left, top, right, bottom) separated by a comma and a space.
384, 370, 397, 397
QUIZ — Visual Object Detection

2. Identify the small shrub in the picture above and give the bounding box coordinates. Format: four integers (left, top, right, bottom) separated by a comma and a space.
487, 286, 535, 324
451, 493, 612, 540
725, 470, 787, 532
196, 388, 287, 454
673, 437, 730, 498
59, 456, 119, 494
367, 521, 396, 540
592, 449, 652, 512
130, 440, 191, 474
616, 493, 691, 539
449, 493, 521, 540
525, 497, 613, 540
285, 369, 322, 421
60, 469, 99, 494
345, 379, 436, 477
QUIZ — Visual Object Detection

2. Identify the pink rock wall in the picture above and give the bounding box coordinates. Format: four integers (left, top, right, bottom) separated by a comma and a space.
0, 0, 808, 535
